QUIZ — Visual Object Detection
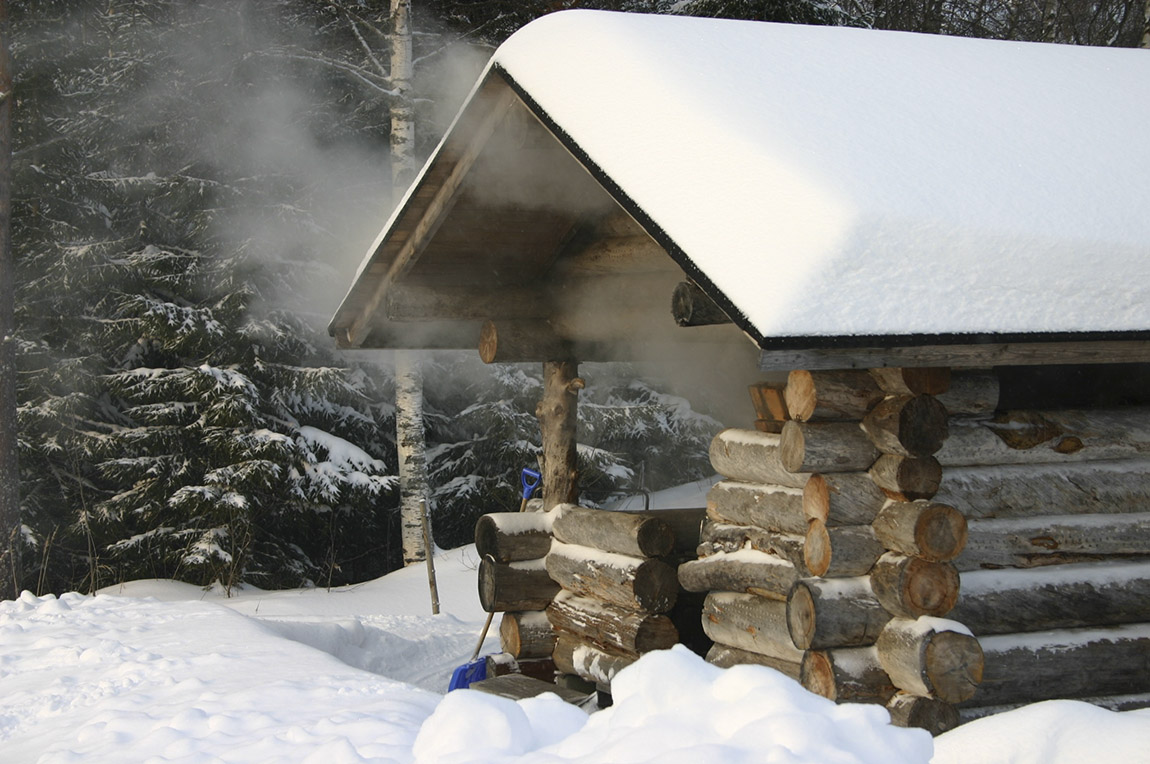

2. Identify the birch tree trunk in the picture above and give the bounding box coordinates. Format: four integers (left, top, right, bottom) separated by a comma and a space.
390, 0, 426, 566
1142, 0, 1150, 49
0, 0, 19, 598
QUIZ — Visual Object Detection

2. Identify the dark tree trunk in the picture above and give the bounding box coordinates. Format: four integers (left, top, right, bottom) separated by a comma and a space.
0, 0, 19, 599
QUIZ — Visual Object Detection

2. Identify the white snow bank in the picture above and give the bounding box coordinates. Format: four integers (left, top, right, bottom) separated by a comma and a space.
492, 11, 1150, 339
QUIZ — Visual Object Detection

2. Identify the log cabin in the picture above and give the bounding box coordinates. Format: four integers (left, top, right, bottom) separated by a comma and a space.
329, 10, 1150, 732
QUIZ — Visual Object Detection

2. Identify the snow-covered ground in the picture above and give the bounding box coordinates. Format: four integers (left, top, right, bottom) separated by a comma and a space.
1, 544, 1148, 763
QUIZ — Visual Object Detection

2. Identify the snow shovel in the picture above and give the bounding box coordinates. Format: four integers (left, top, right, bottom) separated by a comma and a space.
447, 468, 541, 691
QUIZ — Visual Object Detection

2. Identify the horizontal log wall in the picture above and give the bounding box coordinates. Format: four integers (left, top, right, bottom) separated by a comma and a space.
693, 365, 1150, 732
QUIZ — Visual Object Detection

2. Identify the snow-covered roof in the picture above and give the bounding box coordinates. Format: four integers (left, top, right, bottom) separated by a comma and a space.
331, 11, 1150, 362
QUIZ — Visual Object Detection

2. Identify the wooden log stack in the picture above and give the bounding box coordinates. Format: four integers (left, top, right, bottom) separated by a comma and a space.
695, 369, 981, 734
701, 366, 1150, 730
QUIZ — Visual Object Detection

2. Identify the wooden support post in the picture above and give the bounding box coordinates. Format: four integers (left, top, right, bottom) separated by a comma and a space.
537, 360, 583, 511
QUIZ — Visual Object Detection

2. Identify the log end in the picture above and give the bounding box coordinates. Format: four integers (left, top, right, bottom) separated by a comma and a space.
886, 693, 960, 735
780, 420, 806, 473
786, 581, 817, 650
800, 650, 836, 700
915, 504, 969, 563
803, 522, 831, 578
802, 474, 830, 524
784, 370, 817, 422
925, 630, 984, 704
898, 396, 951, 456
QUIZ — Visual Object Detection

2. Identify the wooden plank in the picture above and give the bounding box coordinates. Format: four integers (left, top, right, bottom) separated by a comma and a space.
470, 673, 591, 704
759, 340, 1150, 372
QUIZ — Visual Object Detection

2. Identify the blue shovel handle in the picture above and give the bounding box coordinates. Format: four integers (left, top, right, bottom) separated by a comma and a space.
520, 468, 541, 501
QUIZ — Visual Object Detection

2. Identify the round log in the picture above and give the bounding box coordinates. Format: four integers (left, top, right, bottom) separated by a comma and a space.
705, 643, 802, 680
952, 561, 1150, 635
938, 408, 1150, 468
537, 360, 582, 511
787, 576, 891, 650
784, 369, 885, 422
546, 590, 677, 655
936, 460, 1150, 520
800, 646, 896, 703
672, 281, 731, 326
870, 552, 961, 618
479, 319, 574, 363
552, 632, 635, 685
861, 395, 949, 457
701, 591, 803, 662
875, 617, 984, 704
475, 512, 554, 563
748, 382, 790, 422
969, 624, 1150, 707
551, 505, 673, 558
886, 693, 960, 735
804, 521, 885, 578
546, 541, 678, 614
706, 480, 807, 536
872, 501, 968, 563
956, 512, 1150, 571
780, 420, 881, 474
869, 367, 951, 397
709, 429, 811, 488
479, 554, 561, 613
803, 472, 889, 526
868, 455, 942, 501
677, 549, 798, 600
699, 515, 809, 575
499, 611, 557, 659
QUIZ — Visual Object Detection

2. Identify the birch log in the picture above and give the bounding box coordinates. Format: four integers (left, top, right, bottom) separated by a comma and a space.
787, 576, 891, 649
951, 562, 1150, 635
968, 624, 1150, 706
706, 480, 808, 535
803, 521, 885, 578
870, 553, 961, 618
780, 420, 881, 473
956, 512, 1150, 571
804, 472, 890, 526
500, 611, 557, 659
678, 549, 799, 600
801, 646, 897, 703
546, 590, 678, 654
551, 505, 673, 558
784, 369, 885, 421
875, 618, 984, 704
872, 501, 968, 563
546, 541, 678, 614
709, 429, 811, 488
706, 643, 802, 680
701, 591, 804, 662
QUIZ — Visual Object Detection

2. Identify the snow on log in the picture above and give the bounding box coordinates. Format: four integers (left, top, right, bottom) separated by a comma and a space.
780, 420, 881, 474
869, 552, 961, 619
803, 521, 884, 578
803, 472, 889, 526
868, 454, 942, 501
677, 548, 798, 600
800, 646, 896, 704
552, 632, 635, 686
474, 511, 555, 563
479, 554, 561, 612
786, 576, 891, 650
551, 505, 673, 558
698, 516, 809, 574
701, 591, 804, 663
706, 480, 807, 535
705, 643, 802, 680
709, 429, 810, 488
937, 408, 1150, 468
875, 617, 983, 704
886, 693, 960, 735
861, 395, 949, 457
545, 541, 678, 614
967, 623, 1150, 707
956, 512, 1150, 571
499, 611, 557, 659
546, 590, 678, 655
784, 370, 885, 422
872, 501, 968, 563
950, 561, 1150, 635
935, 460, 1150, 520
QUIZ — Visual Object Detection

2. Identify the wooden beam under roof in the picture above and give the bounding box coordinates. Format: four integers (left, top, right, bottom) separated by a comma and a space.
759, 340, 1150, 371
